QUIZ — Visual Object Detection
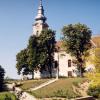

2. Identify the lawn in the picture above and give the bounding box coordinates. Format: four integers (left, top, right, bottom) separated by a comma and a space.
30, 78, 86, 99
18, 79, 50, 90
0, 92, 17, 100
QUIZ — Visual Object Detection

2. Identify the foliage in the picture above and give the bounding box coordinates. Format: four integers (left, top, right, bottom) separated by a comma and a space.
94, 48, 100, 72
16, 49, 29, 75
0, 65, 5, 92
16, 29, 56, 78
27, 35, 39, 69
39, 29, 56, 77
62, 23, 92, 76
85, 48, 100, 99
16, 35, 40, 78
88, 85, 100, 99
27, 35, 40, 78
0, 92, 17, 100
86, 73, 100, 99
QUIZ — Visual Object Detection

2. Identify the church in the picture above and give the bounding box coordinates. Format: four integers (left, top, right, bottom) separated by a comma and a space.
32, 0, 96, 79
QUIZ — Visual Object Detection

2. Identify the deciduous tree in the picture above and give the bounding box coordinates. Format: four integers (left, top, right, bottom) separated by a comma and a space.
16, 49, 30, 75
62, 23, 92, 76
39, 29, 56, 77
16, 29, 56, 78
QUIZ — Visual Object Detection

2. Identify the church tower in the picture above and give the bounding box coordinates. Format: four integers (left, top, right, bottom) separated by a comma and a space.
32, 0, 49, 36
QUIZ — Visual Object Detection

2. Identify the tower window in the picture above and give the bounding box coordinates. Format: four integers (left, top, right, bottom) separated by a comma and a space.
68, 59, 71, 67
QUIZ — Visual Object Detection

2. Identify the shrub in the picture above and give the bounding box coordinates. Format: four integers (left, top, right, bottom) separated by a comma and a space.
0, 92, 17, 100
87, 85, 100, 99
86, 73, 100, 99
0, 65, 5, 92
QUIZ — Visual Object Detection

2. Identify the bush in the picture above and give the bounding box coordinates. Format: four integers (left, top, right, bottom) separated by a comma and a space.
86, 73, 100, 99
87, 85, 100, 99
0, 65, 5, 92
0, 92, 17, 100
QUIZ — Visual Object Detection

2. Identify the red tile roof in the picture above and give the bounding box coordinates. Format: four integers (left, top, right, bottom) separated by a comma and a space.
56, 36, 100, 51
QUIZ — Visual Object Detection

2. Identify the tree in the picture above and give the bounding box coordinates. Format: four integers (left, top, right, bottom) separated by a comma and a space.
16, 29, 56, 78
39, 29, 56, 77
16, 49, 29, 75
62, 23, 92, 76
16, 35, 39, 79
27, 35, 40, 79
0, 65, 5, 91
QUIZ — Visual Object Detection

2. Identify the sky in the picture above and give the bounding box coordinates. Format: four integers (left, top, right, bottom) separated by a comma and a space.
0, 0, 100, 79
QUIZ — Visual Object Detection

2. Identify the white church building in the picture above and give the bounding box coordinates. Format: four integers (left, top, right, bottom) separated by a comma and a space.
31, 0, 79, 79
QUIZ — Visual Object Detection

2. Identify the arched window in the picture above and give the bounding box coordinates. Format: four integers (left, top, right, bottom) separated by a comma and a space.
68, 59, 71, 67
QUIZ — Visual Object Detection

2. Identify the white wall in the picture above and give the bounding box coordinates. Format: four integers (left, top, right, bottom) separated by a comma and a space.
54, 51, 77, 77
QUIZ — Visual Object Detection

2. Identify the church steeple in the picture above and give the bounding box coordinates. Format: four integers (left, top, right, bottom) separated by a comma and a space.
32, 0, 48, 36
35, 0, 46, 22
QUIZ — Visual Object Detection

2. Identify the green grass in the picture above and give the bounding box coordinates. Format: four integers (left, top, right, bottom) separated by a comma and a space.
72, 77, 87, 87
0, 92, 17, 100
30, 78, 86, 99
18, 79, 50, 90
5, 79, 21, 84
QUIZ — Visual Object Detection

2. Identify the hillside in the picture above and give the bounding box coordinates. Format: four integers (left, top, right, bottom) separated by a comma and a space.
92, 36, 100, 48
30, 78, 87, 99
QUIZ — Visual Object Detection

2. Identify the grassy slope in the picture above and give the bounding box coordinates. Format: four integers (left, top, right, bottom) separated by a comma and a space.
18, 79, 50, 90
30, 78, 86, 99
0, 92, 17, 100
92, 36, 100, 48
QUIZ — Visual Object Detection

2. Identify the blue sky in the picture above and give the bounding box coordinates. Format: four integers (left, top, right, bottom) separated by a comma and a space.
0, 0, 100, 79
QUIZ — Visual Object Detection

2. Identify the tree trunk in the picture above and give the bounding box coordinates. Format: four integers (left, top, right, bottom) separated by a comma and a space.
79, 62, 84, 77
49, 66, 52, 78
31, 71, 34, 79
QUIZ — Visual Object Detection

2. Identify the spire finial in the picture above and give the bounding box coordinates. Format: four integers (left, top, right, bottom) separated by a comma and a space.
35, 0, 46, 21
40, 0, 42, 6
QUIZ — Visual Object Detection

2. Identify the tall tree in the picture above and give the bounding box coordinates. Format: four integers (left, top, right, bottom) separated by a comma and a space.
16, 35, 39, 79
39, 29, 56, 77
0, 65, 5, 92
16, 29, 56, 78
62, 23, 92, 76
27, 35, 40, 79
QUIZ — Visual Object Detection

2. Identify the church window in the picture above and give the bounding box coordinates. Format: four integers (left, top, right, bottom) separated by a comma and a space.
68, 71, 72, 77
54, 61, 58, 68
68, 59, 71, 67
